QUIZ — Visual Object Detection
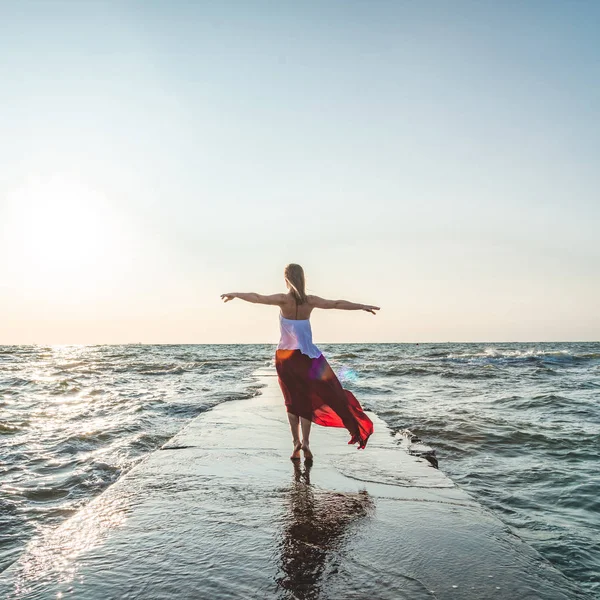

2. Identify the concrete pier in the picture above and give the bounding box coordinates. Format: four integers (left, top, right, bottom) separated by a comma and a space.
0, 370, 587, 599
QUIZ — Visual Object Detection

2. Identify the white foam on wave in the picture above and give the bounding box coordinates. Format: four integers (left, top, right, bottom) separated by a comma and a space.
447, 347, 574, 360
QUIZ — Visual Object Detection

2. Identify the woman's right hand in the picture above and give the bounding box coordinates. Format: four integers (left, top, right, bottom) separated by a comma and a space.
362, 304, 380, 315
220, 293, 237, 303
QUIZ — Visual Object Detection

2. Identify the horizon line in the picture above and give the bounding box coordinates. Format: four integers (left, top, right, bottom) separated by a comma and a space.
1, 340, 598, 347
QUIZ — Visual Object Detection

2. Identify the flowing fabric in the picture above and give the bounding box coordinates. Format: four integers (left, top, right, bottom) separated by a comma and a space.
275, 349, 374, 449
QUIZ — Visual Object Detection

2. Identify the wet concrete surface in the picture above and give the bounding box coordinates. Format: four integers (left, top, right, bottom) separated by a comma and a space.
0, 370, 589, 599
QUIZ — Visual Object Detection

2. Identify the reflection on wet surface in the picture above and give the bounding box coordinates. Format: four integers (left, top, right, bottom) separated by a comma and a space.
276, 462, 373, 599
6, 489, 132, 599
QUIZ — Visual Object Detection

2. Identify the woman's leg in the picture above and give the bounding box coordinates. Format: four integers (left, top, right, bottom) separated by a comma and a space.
300, 417, 313, 460
287, 413, 301, 459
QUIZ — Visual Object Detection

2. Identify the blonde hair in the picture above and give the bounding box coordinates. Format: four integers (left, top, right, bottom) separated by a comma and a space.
284, 263, 307, 305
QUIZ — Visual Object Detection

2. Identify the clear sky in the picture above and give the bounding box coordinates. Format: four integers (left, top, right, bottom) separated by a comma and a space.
1, 1, 598, 344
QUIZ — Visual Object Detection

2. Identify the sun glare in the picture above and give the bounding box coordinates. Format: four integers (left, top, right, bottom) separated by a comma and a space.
3, 175, 126, 304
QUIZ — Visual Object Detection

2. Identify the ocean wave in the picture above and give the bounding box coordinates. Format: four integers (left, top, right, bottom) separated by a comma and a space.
69, 429, 120, 444
2, 342, 599, 594
106, 358, 262, 376
0, 422, 21, 434
533, 366, 558, 375
575, 380, 600, 390
423, 350, 450, 358
399, 366, 433, 376
383, 366, 433, 377
0, 377, 32, 387
0, 497, 20, 515
357, 365, 435, 377
153, 402, 210, 417
350, 384, 394, 395
574, 352, 600, 360
442, 347, 600, 365
558, 481, 600, 512
323, 346, 373, 355
138, 366, 188, 376
48, 381, 82, 395
440, 369, 499, 380
55, 361, 89, 370
21, 486, 70, 502
496, 393, 573, 409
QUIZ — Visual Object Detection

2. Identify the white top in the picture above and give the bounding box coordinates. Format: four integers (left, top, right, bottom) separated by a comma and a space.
277, 314, 322, 359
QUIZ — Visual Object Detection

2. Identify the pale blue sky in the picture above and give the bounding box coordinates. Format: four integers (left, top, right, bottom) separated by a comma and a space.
1, 1, 598, 343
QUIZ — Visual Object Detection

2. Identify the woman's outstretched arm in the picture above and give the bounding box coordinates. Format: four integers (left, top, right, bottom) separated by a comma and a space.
309, 295, 380, 315
221, 292, 286, 306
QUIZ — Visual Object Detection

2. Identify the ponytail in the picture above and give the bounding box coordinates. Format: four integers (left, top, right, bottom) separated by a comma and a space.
284, 263, 307, 305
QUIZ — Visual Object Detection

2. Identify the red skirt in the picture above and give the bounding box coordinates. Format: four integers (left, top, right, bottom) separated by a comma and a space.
275, 349, 374, 449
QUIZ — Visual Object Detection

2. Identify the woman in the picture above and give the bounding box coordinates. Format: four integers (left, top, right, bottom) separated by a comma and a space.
221, 263, 379, 461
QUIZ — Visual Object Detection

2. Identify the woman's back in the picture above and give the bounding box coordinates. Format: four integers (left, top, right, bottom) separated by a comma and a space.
279, 294, 315, 321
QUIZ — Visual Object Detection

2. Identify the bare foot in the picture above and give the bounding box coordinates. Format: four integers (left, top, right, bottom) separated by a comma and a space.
290, 442, 301, 460
302, 444, 313, 461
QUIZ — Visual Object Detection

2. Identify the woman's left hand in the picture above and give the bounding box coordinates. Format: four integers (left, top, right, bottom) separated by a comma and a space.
220, 293, 237, 302
362, 304, 380, 315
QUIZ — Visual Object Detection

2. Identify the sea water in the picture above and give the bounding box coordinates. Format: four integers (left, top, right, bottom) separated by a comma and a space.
1, 342, 598, 595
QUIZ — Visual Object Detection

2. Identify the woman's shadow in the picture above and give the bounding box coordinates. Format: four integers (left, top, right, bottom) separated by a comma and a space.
276, 461, 373, 599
